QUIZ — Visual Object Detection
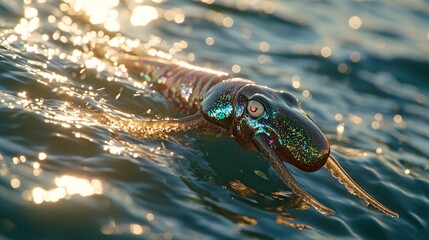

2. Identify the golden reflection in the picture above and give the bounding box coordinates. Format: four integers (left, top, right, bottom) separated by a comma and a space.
176, 61, 228, 76
205, 36, 214, 46
393, 114, 403, 124
275, 215, 313, 230
33, 168, 42, 177
330, 145, 370, 158
336, 123, 345, 136
320, 46, 332, 58
31, 175, 103, 204
103, 142, 125, 155
254, 170, 269, 180
131, 6, 159, 26
348, 16, 362, 30
24, 6, 38, 18
14, 6, 40, 39
231, 64, 241, 73
375, 147, 383, 155
348, 113, 363, 125
259, 41, 270, 52
374, 113, 383, 121
65, 0, 120, 31
33, 162, 40, 169
200, 0, 215, 4
371, 121, 381, 129
101, 220, 151, 236
226, 0, 278, 14
163, 8, 186, 24
11, 178, 21, 189
334, 113, 344, 121
222, 16, 234, 28
302, 89, 311, 98
32, 187, 48, 204
188, 53, 195, 62
38, 152, 47, 160
129, 224, 143, 235
17, 91, 27, 98
146, 213, 155, 221
229, 181, 258, 197
207, 11, 235, 28
237, 216, 258, 226
292, 79, 301, 89
12, 157, 20, 165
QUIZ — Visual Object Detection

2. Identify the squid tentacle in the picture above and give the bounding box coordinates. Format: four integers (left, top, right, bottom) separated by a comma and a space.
325, 155, 399, 218
100, 113, 210, 139
253, 134, 335, 215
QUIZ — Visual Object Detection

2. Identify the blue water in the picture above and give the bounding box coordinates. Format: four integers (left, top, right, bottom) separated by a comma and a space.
1, 0, 428, 239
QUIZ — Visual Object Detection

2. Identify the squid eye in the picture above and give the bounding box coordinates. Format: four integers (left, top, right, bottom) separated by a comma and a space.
247, 99, 265, 118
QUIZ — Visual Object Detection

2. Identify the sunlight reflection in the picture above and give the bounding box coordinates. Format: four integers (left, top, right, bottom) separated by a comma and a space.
11, 178, 21, 189
348, 16, 362, 30
320, 46, 332, 58
31, 175, 103, 204
14, 6, 40, 39
131, 6, 159, 26
375, 148, 383, 155
103, 143, 125, 155
100, 219, 152, 237
336, 123, 345, 136
302, 89, 311, 99
163, 8, 185, 24
205, 36, 214, 46
38, 152, 47, 161
291, 76, 301, 89
129, 224, 143, 235
349, 114, 363, 125
176, 61, 228, 76
275, 215, 313, 230
65, 0, 120, 31
231, 64, 241, 73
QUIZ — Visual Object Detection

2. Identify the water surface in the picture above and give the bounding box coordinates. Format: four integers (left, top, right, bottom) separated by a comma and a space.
0, 0, 428, 239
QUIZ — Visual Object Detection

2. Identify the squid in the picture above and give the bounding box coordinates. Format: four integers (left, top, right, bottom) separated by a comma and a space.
100, 47, 398, 218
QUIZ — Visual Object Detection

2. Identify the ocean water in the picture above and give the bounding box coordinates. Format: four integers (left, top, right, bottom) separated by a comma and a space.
0, 0, 428, 239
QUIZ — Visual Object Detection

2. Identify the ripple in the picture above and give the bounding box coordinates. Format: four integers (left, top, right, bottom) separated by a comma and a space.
0, 0, 428, 239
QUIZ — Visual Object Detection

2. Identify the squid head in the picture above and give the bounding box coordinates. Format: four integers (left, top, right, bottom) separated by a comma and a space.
200, 78, 398, 217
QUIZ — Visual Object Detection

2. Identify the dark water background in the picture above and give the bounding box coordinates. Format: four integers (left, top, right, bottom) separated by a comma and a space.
1, 0, 428, 239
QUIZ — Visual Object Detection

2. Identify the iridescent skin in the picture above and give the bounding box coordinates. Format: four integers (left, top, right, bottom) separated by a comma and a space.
208, 83, 331, 172
103, 49, 399, 218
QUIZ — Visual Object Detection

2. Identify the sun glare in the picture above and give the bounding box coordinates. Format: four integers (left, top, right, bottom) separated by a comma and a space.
65, 0, 120, 31
31, 175, 103, 204
131, 6, 159, 26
